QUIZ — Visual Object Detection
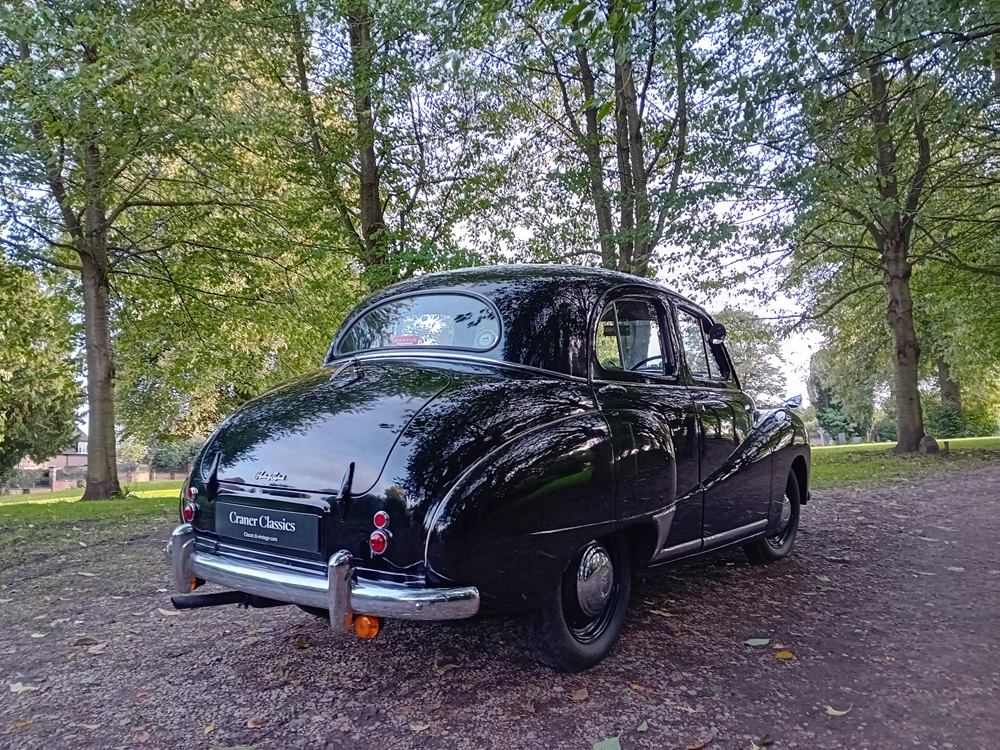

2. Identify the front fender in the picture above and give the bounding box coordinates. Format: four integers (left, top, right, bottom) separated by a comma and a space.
425, 411, 615, 613
757, 409, 811, 533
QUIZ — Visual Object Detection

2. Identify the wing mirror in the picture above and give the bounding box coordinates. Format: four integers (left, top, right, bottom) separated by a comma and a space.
707, 323, 727, 346
784, 394, 803, 409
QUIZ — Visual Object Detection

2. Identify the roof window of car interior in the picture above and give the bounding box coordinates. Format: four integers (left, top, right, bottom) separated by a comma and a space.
339, 294, 501, 354
598, 299, 666, 374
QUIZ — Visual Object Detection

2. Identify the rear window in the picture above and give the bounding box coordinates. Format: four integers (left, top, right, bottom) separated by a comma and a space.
338, 294, 501, 354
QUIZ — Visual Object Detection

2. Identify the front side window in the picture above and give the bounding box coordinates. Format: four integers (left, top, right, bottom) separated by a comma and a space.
597, 299, 667, 374
339, 294, 501, 354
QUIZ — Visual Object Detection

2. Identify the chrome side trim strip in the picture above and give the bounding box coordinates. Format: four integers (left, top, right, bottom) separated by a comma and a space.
702, 520, 767, 548
653, 539, 701, 560
649, 506, 677, 562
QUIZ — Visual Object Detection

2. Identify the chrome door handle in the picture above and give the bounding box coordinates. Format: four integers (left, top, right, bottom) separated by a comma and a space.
597, 384, 627, 395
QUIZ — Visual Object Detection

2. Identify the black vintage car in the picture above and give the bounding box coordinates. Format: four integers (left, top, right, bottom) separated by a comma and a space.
166, 264, 810, 671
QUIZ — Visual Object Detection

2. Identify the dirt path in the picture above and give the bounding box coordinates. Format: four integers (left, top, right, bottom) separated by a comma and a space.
2, 465, 999, 750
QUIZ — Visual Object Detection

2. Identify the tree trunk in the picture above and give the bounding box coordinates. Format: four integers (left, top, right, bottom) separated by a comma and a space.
575, 44, 617, 270
613, 62, 635, 272
937, 358, 962, 414
883, 226, 924, 453
80, 253, 120, 500
79, 45, 120, 500
345, 1, 387, 278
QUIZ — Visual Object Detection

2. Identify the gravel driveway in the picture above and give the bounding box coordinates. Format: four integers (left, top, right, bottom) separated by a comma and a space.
2, 464, 999, 750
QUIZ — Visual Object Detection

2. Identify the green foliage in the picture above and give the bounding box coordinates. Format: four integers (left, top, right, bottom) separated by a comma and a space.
0, 261, 81, 481
923, 399, 999, 439
714, 308, 787, 405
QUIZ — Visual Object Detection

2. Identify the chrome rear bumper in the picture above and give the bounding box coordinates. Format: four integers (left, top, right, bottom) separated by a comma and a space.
165, 524, 479, 631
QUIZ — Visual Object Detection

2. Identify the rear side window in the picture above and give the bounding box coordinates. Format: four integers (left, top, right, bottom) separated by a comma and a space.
339, 294, 501, 354
677, 309, 726, 381
597, 298, 669, 374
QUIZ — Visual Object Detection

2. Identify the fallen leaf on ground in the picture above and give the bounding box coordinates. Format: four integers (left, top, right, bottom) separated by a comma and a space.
815, 575, 831, 582
49, 618, 69, 627
824, 704, 853, 716
946, 566, 965, 572
136, 691, 149, 698
571, 687, 589, 701
394, 705, 416, 715
687, 739, 714, 750
710, 684, 724, 693
204, 725, 214, 734
650, 609, 676, 617
751, 734, 774, 749
79, 724, 101, 730
30, 633, 46, 639
247, 716, 264, 729
157, 608, 180, 617
290, 679, 302, 686
311, 715, 325, 723
9, 683, 40, 694
636, 720, 648, 732
744, 638, 770, 646
293, 635, 309, 650
133, 730, 150, 743
410, 723, 430, 732
630, 683, 645, 691
76, 572, 97, 577
15, 718, 34, 728
663, 698, 698, 714
593, 738, 621, 750
3, 646, 15, 654
86, 643, 108, 655
79, 542, 87, 547
775, 650, 794, 660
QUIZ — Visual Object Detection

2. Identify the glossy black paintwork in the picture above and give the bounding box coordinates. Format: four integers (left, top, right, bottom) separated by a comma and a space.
187, 264, 810, 614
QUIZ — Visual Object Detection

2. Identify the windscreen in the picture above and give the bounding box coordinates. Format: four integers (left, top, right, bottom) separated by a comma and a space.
339, 294, 501, 354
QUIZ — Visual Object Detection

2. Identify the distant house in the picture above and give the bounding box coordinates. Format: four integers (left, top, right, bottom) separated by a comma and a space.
17, 428, 89, 470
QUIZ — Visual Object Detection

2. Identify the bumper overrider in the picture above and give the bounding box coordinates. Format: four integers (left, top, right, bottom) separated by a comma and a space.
164, 524, 479, 631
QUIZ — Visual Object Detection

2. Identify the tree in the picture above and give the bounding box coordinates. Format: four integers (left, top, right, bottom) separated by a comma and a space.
462, 0, 747, 278
255, 0, 521, 289
0, 261, 81, 482
745, 0, 1000, 451
714, 307, 787, 406
1, 1, 331, 497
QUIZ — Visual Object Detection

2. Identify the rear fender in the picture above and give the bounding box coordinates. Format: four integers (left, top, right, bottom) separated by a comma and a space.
424, 412, 615, 613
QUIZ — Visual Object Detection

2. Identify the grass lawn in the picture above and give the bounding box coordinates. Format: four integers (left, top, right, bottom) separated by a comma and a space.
812, 435, 1000, 454
811, 437, 1000, 489
0, 486, 181, 568
0, 478, 183, 505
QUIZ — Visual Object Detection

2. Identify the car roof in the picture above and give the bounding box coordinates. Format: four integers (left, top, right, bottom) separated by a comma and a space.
380, 264, 708, 315
327, 264, 712, 378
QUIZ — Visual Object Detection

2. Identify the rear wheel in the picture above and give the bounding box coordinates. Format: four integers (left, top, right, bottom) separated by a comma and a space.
745, 469, 801, 564
528, 534, 631, 672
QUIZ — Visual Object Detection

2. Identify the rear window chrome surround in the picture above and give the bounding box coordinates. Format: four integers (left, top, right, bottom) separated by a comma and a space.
332, 290, 503, 360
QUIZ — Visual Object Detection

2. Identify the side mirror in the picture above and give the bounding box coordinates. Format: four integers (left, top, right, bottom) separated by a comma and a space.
707, 322, 727, 346
785, 394, 803, 409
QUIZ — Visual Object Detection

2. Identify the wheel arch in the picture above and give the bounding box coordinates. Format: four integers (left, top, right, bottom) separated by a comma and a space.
790, 454, 809, 503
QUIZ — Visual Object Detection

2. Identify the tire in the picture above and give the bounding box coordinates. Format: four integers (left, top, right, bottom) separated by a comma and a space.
745, 469, 801, 564
528, 534, 631, 672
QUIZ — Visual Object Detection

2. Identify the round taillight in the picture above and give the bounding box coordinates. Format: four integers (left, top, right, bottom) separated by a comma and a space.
373, 510, 389, 529
369, 530, 388, 555
187, 486, 199, 501
182, 502, 197, 522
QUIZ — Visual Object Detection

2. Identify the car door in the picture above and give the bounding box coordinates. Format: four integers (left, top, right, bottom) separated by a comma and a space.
591, 291, 702, 559
673, 306, 770, 546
